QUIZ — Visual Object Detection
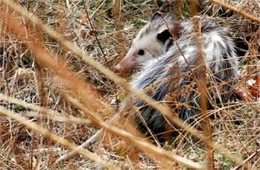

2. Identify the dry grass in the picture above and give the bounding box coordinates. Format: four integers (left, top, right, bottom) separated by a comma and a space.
0, 0, 259, 169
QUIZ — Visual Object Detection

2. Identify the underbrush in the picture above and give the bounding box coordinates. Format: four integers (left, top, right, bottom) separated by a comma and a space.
0, 0, 259, 169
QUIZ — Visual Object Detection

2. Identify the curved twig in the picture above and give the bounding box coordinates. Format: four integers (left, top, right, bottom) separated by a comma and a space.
210, 0, 260, 23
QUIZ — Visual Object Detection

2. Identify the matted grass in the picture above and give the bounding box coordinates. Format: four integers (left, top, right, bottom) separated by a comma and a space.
0, 0, 259, 169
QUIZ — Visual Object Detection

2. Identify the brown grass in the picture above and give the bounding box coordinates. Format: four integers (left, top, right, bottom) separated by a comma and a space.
0, 0, 259, 169
192, 16, 215, 169
0, 1, 203, 169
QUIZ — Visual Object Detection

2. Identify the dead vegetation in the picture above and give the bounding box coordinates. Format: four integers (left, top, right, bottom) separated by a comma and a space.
0, 0, 259, 169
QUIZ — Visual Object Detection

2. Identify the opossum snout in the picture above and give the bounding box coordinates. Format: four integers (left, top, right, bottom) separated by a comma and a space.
114, 62, 132, 74
114, 54, 136, 74
114, 63, 123, 73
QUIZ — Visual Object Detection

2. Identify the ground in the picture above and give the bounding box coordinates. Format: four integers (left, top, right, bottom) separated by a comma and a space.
0, 0, 259, 169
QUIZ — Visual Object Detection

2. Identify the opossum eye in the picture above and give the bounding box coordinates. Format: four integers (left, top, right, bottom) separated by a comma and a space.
137, 49, 145, 55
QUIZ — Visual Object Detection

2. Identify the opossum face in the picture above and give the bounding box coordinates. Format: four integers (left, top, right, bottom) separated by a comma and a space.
115, 13, 172, 74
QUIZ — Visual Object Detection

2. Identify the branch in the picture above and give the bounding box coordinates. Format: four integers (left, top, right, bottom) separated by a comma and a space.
232, 148, 260, 170
83, 0, 108, 65
210, 0, 260, 23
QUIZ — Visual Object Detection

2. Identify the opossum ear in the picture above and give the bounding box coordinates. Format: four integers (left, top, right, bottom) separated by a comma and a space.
157, 29, 171, 43
151, 12, 161, 21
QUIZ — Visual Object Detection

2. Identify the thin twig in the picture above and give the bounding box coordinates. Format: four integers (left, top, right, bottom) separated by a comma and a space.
83, 0, 108, 65
55, 128, 103, 163
210, 0, 260, 23
232, 148, 260, 170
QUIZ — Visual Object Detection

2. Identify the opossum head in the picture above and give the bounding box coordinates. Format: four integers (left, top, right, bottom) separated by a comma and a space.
115, 13, 173, 74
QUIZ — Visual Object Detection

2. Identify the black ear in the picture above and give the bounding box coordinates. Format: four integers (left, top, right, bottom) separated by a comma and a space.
157, 29, 171, 43
151, 12, 161, 21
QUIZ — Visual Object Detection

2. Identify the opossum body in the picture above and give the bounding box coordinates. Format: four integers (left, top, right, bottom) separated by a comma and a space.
119, 13, 239, 137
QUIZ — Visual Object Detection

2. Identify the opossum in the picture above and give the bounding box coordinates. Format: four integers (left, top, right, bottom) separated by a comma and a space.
116, 13, 240, 138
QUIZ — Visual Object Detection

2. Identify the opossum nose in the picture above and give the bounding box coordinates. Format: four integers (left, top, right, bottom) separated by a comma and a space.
114, 64, 122, 73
